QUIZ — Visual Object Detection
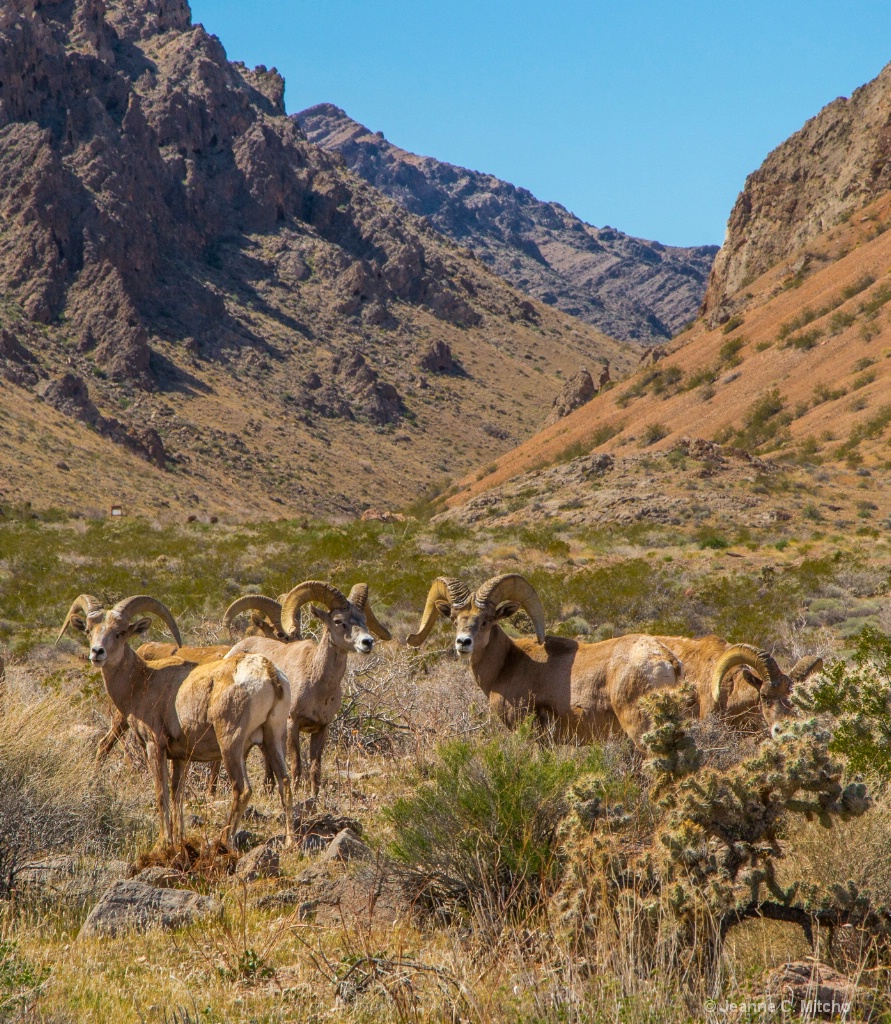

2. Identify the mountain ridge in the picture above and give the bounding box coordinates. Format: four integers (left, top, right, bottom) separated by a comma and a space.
296, 102, 718, 344
0, 0, 637, 520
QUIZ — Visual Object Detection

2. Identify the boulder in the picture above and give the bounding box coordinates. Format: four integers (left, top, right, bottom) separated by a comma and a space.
77, 880, 221, 939
320, 828, 371, 863
763, 961, 867, 1019
235, 843, 280, 881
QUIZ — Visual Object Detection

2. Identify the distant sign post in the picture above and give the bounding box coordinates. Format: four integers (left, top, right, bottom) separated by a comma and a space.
110, 505, 123, 518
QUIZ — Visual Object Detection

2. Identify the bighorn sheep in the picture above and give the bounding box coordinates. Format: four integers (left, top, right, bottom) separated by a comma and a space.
58, 594, 294, 851
95, 594, 287, 763
227, 581, 392, 795
407, 574, 683, 747
653, 635, 823, 736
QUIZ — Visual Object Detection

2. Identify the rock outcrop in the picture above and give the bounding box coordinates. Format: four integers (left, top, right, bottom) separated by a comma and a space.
297, 104, 718, 343
39, 373, 167, 468
703, 61, 891, 316
545, 369, 598, 425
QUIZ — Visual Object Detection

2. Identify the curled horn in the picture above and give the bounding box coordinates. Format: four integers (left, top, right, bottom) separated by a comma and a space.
281, 581, 349, 640
223, 595, 284, 639
406, 577, 471, 648
789, 654, 824, 683
56, 594, 103, 645
474, 574, 546, 644
112, 595, 183, 648
711, 644, 784, 702
348, 583, 392, 641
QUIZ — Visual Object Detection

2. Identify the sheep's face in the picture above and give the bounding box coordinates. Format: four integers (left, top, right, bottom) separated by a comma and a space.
76, 609, 152, 668
246, 612, 287, 641
436, 599, 521, 657
757, 656, 823, 737
312, 604, 375, 655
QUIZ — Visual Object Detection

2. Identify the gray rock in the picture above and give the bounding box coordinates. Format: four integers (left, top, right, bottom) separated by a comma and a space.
77, 880, 221, 939
132, 866, 181, 888
235, 843, 280, 881
320, 828, 371, 863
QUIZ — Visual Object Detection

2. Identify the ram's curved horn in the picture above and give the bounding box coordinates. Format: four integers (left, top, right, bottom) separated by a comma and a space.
474, 574, 546, 644
789, 654, 824, 683
711, 644, 784, 702
347, 583, 392, 641
281, 581, 349, 640
112, 596, 183, 648
406, 577, 471, 648
222, 595, 284, 639
56, 594, 103, 645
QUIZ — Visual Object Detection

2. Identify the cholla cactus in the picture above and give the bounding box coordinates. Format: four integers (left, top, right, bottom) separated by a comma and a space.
557, 686, 882, 968
795, 625, 891, 778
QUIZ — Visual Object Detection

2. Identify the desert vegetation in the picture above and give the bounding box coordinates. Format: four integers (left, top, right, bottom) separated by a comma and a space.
2, 508, 891, 1021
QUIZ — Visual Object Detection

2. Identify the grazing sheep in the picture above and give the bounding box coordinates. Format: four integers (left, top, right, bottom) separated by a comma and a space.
58, 594, 294, 851
407, 574, 682, 747
227, 581, 392, 795
650, 635, 822, 736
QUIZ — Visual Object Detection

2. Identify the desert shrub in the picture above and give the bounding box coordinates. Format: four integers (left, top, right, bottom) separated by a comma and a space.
842, 274, 876, 301
640, 422, 669, 446
718, 336, 745, 364
722, 388, 792, 452
0, 692, 149, 887
721, 315, 744, 334
385, 727, 605, 918
796, 626, 891, 780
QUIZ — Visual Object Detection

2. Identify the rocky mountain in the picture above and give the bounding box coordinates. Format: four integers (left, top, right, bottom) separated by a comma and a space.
704, 61, 891, 319
297, 104, 718, 344
0, 0, 637, 519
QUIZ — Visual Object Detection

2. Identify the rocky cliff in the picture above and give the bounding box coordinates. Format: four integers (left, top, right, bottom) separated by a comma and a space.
297, 104, 718, 344
703, 61, 891, 317
0, 0, 638, 519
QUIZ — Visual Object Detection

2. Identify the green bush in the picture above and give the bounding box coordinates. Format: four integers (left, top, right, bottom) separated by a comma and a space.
385, 728, 603, 917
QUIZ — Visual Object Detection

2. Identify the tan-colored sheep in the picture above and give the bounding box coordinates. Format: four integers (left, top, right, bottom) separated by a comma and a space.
227, 581, 392, 794
58, 594, 294, 851
407, 574, 682, 747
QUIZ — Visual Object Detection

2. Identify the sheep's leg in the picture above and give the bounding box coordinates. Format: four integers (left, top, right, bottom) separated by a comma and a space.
95, 709, 128, 764
261, 747, 276, 793
262, 725, 294, 848
146, 741, 173, 847
308, 726, 328, 798
288, 720, 302, 788
219, 741, 252, 853
206, 759, 221, 797
170, 759, 187, 845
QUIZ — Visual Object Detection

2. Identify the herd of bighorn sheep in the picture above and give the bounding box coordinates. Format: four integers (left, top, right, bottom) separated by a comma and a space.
55, 572, 822, 852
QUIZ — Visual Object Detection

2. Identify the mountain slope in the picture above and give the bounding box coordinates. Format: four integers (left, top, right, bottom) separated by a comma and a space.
297, 103, 717, 344
440, 190, 891, 530
0, 0, 637, 520
704, 61, 891, 319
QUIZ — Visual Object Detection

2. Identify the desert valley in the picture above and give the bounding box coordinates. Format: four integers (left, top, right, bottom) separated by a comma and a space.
2, 2, 891, 1022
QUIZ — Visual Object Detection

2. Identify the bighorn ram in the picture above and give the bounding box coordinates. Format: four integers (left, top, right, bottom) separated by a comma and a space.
227, 581, 392, 794
58, 594, 294, 851
653, 635, 823, 736
407, 574, 683, 746
95, 594, 288, 763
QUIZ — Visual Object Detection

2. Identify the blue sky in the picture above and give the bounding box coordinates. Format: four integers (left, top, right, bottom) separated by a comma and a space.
190, 1, 891, 248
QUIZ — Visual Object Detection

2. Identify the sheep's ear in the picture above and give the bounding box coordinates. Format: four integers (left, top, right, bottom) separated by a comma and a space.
310, 604, 332, 626
739, 667, 764, 691
434, 600, 452, 619
70, 615, 88, 633
494, 601, 521, 620
249, 611, 265, 629
127, 617, 153, 638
